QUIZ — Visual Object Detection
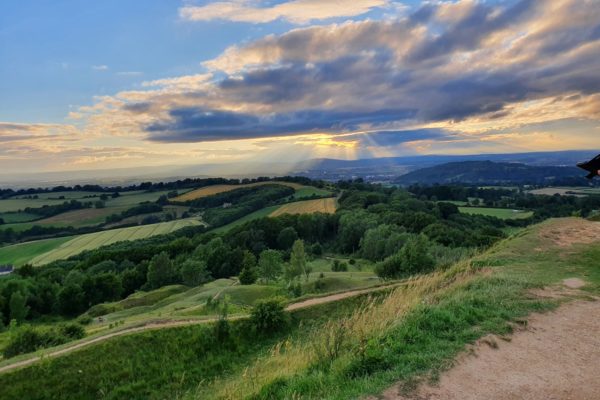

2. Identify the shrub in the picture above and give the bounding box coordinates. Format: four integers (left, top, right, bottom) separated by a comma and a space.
3, 326, 70, 359
332, 260, 348, 272
250, 297, 288, 334
375, 235, 435, 279
59, 323, 86, 340
239, 267, 258, 285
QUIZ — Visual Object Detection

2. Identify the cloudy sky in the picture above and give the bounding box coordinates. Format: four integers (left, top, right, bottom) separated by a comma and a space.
1, 0, 599, 174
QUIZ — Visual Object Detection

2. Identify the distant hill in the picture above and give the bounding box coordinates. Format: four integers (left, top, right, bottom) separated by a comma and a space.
394, 161, 586, 185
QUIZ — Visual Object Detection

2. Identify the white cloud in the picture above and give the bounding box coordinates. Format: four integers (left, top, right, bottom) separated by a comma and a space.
179, 0, 389, 24
92, 65, 109, 71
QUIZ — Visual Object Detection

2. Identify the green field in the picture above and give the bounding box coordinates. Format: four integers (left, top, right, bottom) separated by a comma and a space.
459, 206, 533, 219
0, 236, 74, 266
0, 198, 68, 213
212, 205, 282, 233
26, 218, 204, 266
0, 212, 39, 224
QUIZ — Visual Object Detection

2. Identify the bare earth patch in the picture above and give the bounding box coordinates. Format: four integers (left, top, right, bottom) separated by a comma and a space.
562, 278, 586, 289
377, 300, 600, 400
538, 218, 600, 248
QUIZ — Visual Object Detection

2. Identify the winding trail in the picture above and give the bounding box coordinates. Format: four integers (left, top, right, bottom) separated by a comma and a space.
0, 281, 401, 374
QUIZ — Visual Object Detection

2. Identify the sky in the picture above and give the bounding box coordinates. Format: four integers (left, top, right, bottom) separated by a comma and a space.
1, 0, 599, 175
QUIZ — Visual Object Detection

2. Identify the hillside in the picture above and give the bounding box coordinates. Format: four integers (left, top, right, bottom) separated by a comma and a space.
0, 218, 598, 399
395, 160, 584, 185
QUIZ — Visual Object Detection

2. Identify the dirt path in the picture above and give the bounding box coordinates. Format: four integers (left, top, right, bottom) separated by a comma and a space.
0, 282, 398, 374
378, 299, 600, 400
286, 283, 399, 311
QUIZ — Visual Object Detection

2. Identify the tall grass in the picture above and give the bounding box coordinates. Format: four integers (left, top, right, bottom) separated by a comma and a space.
192, 261, 476, 399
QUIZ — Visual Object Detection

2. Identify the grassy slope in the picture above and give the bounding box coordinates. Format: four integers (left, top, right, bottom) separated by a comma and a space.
2, 218, 597, 400
0, 236, 73, 266
459, 206, 533, 219
85, 259, 376, 329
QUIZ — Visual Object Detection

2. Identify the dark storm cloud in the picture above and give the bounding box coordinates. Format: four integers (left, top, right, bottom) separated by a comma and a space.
146, 107, 417, 142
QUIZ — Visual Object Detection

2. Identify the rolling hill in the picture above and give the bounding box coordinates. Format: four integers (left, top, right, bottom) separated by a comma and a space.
395, 161, 585, 185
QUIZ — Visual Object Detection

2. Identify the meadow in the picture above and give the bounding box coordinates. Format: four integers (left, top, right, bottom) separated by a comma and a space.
0, 236, 74, 266
459, 206, 533, 219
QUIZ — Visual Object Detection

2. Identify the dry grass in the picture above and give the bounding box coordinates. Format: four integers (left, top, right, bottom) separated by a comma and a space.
173, 182, 305, 202
195, 261, 476, 399
269, 198, 337, 217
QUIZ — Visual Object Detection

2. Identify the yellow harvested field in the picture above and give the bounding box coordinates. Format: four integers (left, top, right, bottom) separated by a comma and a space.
269, 198, 337, 217
173, 181, 305, 202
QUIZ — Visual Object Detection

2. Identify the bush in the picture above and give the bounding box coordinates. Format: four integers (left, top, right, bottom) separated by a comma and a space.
250, 297, 288, 334
239, 267, 258, 285
59, 323, 86, 340
3, 325, 73, 359
375, 235, 435, 279
332, 260, 348, 272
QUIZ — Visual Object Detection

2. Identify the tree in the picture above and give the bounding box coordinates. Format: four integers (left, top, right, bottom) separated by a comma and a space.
375, 235, 435, 279
146, 252, 176, 289
360, 224, 408, 261
277, 227, 298, 250
238, 251, 258, 285
94, 200, 105, 209
83, 273, 122, 305
9, 292, 29, 323
180, 259, 210, 286
258, 249, 283, 283
250, 297, 288, 334
287, 239, 306, 282
437, 202, 460, 219
239, 266, 258, 285
338, 211, 377, 253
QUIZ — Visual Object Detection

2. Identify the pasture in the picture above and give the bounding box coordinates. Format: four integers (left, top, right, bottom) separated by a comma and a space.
0, 236, 74, 266
459, 206, 533, 219
0, 212, 39, 223
172, 181, 305, 202
30, 218, 204, 266
269, 197, 337, 217
0, 198, 68, 213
